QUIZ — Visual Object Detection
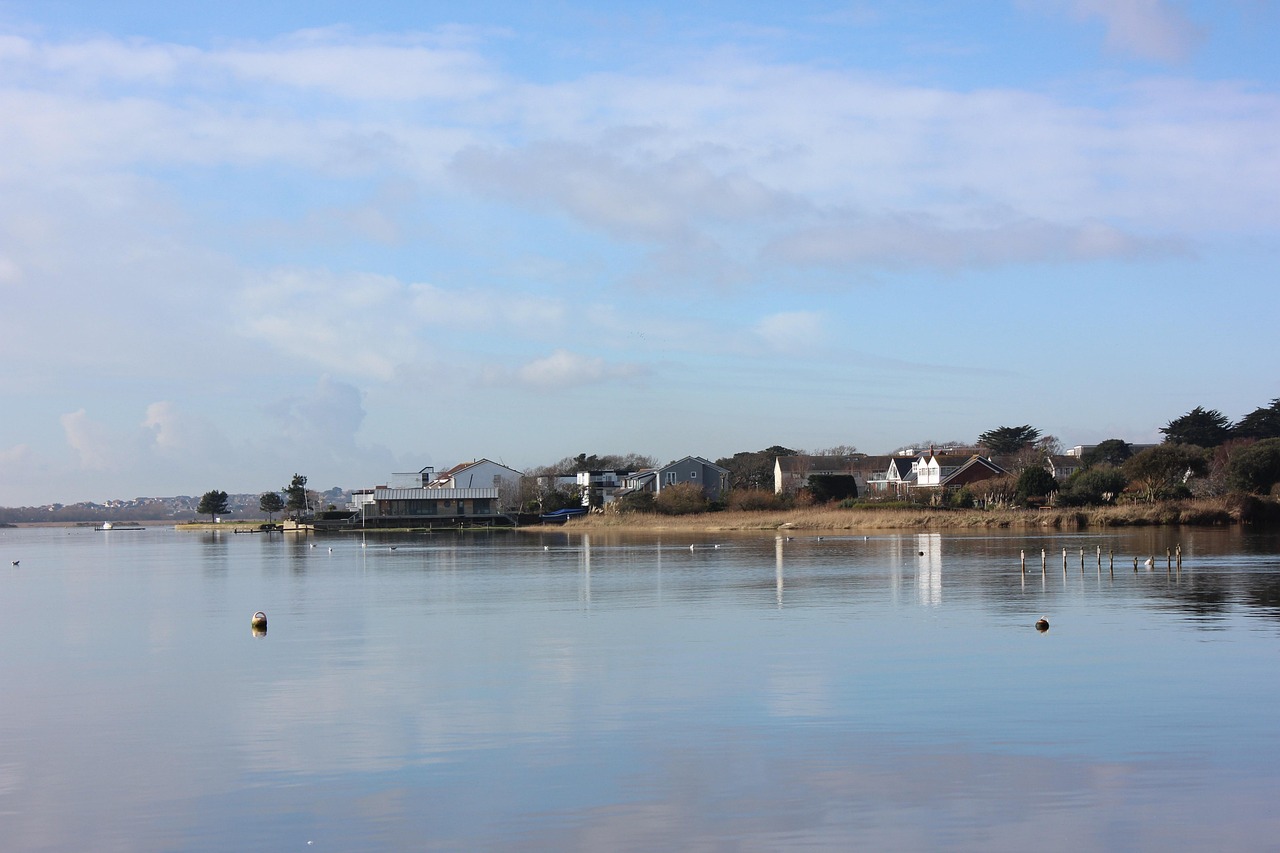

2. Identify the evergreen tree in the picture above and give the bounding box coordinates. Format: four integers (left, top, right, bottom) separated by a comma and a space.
1234, 399, 1280, 440
977, 425, 1041, 455
197, 490, 229, 522
259, 491, 285, 522
284, 473, 309, 518
1160, 406, 1232, 447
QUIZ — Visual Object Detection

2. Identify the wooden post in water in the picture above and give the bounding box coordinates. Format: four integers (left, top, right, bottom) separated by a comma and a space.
1134, 556, 1139, 571
1021, 549, 1026, 574
1062, 548, 1067, 572
1041, 549, 1046, 576
1109, 549, 1114, 572
1176, 543, 1182, 568
1080, 548, 1085, 572
1166, 548, 1172, 570
1097, 545, 1102, 567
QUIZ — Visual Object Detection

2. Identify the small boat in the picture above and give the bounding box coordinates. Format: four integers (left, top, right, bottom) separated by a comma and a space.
98, 522, 145, 531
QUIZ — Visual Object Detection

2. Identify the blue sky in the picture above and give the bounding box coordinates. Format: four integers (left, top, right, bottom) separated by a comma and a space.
1, 0, 1278, 504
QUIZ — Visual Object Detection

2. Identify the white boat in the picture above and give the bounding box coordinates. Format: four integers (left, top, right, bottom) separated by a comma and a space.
98, 522, 145, 531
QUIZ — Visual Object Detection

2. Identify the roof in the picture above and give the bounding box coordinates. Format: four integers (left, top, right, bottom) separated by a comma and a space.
660, 456, 730, 474
374, 487, 499, 500
775, 454, 876, 475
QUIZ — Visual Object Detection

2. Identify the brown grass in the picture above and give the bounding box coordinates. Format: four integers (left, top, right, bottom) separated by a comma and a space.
559, 496, 1274, 532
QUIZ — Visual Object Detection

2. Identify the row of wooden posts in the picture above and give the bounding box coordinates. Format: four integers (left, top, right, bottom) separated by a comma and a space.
1020, 544, 1183, 577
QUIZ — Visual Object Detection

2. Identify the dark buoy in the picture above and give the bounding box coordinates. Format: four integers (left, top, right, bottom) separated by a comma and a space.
1035, 617, 1049, 632
251, 611, 268, 632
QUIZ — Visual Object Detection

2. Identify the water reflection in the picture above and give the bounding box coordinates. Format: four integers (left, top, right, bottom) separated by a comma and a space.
1, 526, 1278, 851
917, 532, 941, 607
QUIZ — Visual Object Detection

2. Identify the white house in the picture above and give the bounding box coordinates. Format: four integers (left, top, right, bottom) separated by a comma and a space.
429, 459, 524, 509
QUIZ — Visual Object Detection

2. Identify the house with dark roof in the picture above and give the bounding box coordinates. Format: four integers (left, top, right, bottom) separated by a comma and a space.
657, 456, 731, 501
774, 454, 894, 497
867, 456, 919, 495
915, 450, 1006, 490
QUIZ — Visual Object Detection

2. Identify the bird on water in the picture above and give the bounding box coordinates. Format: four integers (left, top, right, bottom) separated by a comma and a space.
1035, 617, 1050, 632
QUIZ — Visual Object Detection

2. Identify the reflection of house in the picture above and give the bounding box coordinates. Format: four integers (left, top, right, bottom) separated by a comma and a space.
774, 455, 894, 496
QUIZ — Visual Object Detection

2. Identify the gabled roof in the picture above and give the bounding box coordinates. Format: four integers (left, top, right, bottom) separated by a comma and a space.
660, 455, 730, 474
939, 455, 1006, 486
777, 454, 891, 475
887, 457, 916, 477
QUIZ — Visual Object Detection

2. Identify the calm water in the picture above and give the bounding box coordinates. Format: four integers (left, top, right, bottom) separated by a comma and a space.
1, 525, 1278, 852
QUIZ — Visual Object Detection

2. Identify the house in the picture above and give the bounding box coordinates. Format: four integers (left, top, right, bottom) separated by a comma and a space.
428, 459, 523, 509
655, 456, 731, 501
867, 456, 919, 495
577, 469, 633, 507
939, 455, 1006, 488
913, 449, 1006, 490
613, 460, 722, 503
915, 452, 971, 487
367, 486, 506, 528
1046, 455, 1083, 481
774, 454, 894, 497
386, 466, 437, 488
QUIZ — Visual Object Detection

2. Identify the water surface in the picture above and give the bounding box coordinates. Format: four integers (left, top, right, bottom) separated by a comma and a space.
1, 525, 1277, 851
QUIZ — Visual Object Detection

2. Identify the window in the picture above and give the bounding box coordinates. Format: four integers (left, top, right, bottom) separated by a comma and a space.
664, 472, 677, 485
690, 471, 697, 479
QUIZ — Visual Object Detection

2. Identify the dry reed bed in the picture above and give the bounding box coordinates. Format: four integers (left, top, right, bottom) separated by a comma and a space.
562, 497, 1271, 532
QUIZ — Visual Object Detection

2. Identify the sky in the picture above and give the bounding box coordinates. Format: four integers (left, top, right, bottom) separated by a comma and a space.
1, 0, 1278, 505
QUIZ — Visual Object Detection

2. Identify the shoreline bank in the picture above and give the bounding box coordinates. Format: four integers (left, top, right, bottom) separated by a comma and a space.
551, 496, 1280, 533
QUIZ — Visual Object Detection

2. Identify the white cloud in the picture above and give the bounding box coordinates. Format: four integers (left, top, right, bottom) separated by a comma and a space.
506, 349, 647, 390
216, 29, 501, 101
764, 215, 1185, 270
754, 312, 827, 352
1050, 0, 1206, 62
60, 409, 121, 472
237, 269, 420, 380
264, 376, 367, 455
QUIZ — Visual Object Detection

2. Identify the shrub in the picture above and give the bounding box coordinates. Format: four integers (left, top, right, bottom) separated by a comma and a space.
1015, 467, 1058, 504
615, 491, 656, 513
1226, 438, 1280, 494
727, 489, 788, 511
654, 482, 709, 515
1058, 465, 1128, 506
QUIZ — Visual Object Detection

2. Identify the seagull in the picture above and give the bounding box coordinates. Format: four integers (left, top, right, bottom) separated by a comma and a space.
10, 560, 17, 566
327, 547, 333, 553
